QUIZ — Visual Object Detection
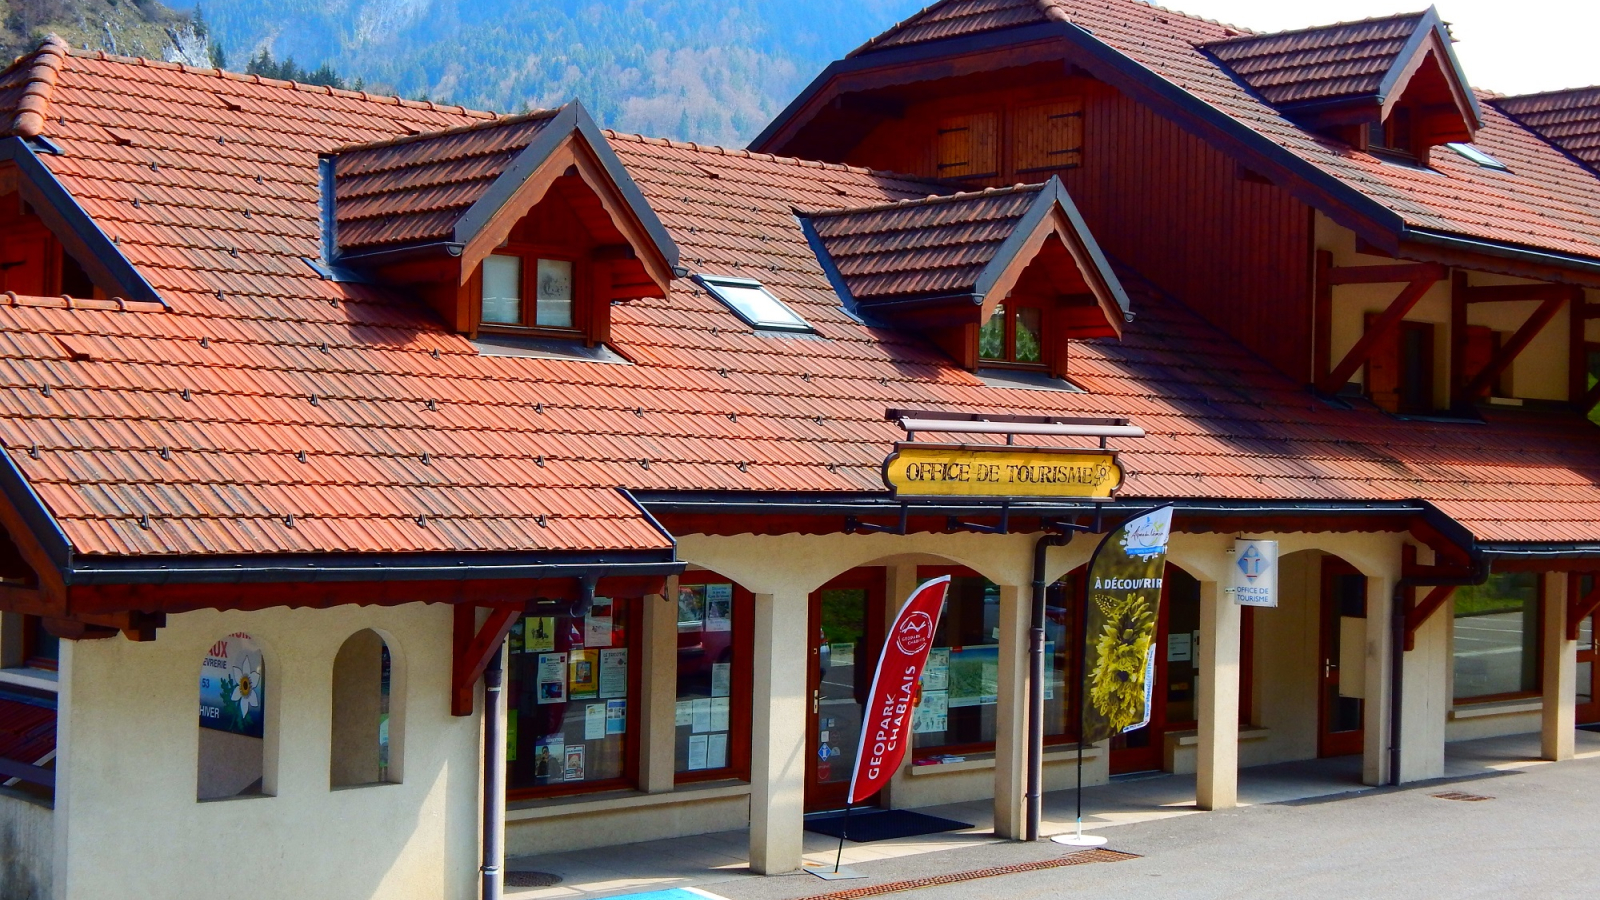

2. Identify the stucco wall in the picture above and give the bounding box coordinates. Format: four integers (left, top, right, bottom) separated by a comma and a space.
54, 602, 481, 900
0, 791, 50, 900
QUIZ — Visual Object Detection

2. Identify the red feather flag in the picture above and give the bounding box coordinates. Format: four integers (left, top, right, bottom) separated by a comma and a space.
847, 575, 951, 805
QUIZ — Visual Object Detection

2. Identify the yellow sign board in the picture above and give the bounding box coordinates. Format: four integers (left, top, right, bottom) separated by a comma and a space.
882, 444, 1122, 500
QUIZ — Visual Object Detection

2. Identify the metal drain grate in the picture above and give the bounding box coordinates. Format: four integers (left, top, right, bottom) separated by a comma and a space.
1431, 791, 1493, 802
504, 871, 563, 888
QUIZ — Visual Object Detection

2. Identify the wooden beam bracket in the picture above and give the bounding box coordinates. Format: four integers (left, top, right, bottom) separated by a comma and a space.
450, 604, 522, 717
1403, 584, 1456, 652
1459, 294, 1567, 400
1316, 262, 1445, 395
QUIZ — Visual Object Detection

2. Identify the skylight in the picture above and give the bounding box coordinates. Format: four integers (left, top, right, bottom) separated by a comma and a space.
1446, 143, 1508, 171
696, 275, 812, 332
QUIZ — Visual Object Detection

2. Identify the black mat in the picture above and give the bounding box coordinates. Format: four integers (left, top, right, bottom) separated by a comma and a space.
1578, 723, 1600, 733
803, 808, 973, 843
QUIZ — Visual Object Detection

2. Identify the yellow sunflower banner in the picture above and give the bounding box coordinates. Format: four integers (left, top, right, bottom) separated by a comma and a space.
1080, 506, 1174, 745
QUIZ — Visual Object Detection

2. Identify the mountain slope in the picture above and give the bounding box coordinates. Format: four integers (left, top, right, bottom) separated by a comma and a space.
178, 0, 921, 144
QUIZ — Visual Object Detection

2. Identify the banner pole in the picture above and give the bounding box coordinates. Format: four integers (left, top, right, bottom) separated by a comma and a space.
834, 802, 852, 873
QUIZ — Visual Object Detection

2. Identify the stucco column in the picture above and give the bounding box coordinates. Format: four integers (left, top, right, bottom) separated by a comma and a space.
1196, 579, 1239, 810
1397, 591, 1448, 783
748, 587, 809, 875
1542, 574, 1575, 762
639, 579, 679, 793
993, 583, 1028, 839
1362, 574, 1395, 786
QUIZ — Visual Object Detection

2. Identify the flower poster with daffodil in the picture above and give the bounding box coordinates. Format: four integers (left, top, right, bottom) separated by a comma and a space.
1080, 506, 1174, 745
199, 632, 266, 738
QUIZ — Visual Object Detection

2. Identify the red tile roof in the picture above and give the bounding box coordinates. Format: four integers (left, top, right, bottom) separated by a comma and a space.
1201, 13, 1425, 107
850, 0, 1053, 57
0, 43, 1590, 565
839, 0, 1600, 265
805, 184, 1042, 301
1493, 87, 1600, 172
332, 110, 562, 252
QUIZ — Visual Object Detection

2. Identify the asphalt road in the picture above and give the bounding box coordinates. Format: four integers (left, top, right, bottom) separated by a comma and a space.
720, 752, 1600, 900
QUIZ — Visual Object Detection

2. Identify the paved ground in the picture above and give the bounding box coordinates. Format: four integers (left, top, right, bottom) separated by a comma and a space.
511, 731, 1600, 900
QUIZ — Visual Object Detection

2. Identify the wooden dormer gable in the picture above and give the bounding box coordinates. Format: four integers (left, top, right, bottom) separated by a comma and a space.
1204, 8, 1481, 159
801, 176, 1129, 376
324, 102, 678, 341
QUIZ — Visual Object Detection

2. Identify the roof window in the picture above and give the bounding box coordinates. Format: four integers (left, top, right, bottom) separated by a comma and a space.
1445, 142, 1508, 171
697, 275, 812, 332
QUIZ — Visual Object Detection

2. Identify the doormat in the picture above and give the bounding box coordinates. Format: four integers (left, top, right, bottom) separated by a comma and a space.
802, 849, 1138, 900
1577, 723, 1600, 733
504, 871, 562, 888
803, 809, 972, 843
1431, 791, 1492, 802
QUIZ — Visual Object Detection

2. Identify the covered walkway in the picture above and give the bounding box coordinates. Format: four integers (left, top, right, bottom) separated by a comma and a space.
503, 730, 1600, 899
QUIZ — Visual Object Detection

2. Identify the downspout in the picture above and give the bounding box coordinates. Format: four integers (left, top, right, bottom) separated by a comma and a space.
1387, 555, 1489, 786
481, 646, 507, 900
1026, 530, 1072, 840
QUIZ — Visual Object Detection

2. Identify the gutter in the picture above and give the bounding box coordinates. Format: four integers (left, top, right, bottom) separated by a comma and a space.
1400, 227, 1600, 279
63, 551, 682, 587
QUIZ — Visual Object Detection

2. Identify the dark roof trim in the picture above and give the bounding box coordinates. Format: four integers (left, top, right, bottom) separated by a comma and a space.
1376, 7, 1483, 127
975, 175, 1132, 322
1400, 226, 1600, 277
0, 438, 70, 573
452, 101, 679, 269
0, 137, 163, 305
65, 549, 681, 587
795, 210, 867, 321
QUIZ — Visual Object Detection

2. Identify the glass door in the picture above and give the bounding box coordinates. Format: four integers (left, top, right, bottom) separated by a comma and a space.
805, 569, 884, 812
1577, 575, 1599, 725
1109, 568, 1199, 775
1319, 559, 1366, 757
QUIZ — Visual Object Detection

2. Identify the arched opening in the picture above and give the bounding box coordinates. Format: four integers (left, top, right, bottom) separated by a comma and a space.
330, 629, 396, 787
198, 632, 267, 800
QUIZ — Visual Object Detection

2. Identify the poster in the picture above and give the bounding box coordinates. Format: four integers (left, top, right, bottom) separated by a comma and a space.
569, 649, 598, 699
705, 584, 733, 632
707, 732, 728, 769
507, 709, 519, 762
563, 745, 585, 781
508, 618, 525, 654
830, 643, 855, 667
922, 647, 949, 692
1081, 505, 1174, 744
585, 607, 613, 648
911, 689, 948, 734
1168, 632, 1192, 662
1044, 640, 1056, 700
606, 699, 627, 734
711, 662, 731, 698
526, 617, 556, 653
584, 703, 606, 740
675, 700, 693, 727
599, 648, 628, 698
692, 698, 712, 732
534, 735, 563, 780
688, 734, 708, 770
946, 645, 999, 708
710, 696, 730, 731
536, 652, 567, 704
199, 632, 265, 737
678, 585, 705, 627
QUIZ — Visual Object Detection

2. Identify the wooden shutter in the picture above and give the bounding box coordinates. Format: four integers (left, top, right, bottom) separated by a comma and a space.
1014, 99, 1084, 172
936, 112, 998, 179
1363, 312, 1402, 412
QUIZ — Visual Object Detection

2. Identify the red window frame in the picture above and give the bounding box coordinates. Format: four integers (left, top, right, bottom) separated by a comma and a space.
978, 300, 1050, 370
673, 571, 754, 785
476, 242, 588, 340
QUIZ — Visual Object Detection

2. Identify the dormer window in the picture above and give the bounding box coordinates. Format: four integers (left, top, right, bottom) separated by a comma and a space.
979, 302, 1044, 367
481, 253, 577, 331
698, 275, 812, 333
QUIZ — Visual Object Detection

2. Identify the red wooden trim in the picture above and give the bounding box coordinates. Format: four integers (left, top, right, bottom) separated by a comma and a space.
1313, 250, 1333, 386
1568, 576, 1600, 642
1403, 584, 1455, 652
1573, 290, 1589, 409
450, 604, 522, 717
1459, 284, 1577, 304
1323, 262, 1444, 285
1450, 271, 1468, 407
1460, 295, 1566, 400
1318, 269, 1441, 394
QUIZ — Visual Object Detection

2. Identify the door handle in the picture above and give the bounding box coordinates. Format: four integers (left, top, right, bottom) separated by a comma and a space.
1324, 660, 1336, 678
812, 689, 819, 714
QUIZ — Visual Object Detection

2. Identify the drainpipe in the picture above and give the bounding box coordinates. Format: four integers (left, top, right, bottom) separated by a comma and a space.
481, 646, 507, 900
1387, 555, 1489, 786
1027, 530, 1072, 841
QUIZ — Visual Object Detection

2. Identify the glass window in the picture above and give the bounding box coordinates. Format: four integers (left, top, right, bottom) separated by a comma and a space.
506, 598, 636, 795
23, 616, 57, 671
198, 632, 267, 800
1452, 573, 1539, 701
1445, 142, 1508, 171
535, 258, 574, 328
481, 254, 522, 325
978, 303, 1047, 367
330, 629, 396, 787
674, 579, 749, 780
1015, 306, 1043, 363
699, 275, 811, 332
979, 307, 1005, 360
